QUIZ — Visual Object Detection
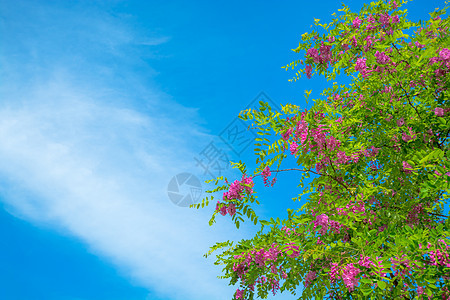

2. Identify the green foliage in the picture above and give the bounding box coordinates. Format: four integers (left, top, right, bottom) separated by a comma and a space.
192, 0, 450, 299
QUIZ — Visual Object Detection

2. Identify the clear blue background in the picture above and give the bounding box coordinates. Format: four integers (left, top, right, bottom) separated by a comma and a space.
0, 0, 446, 299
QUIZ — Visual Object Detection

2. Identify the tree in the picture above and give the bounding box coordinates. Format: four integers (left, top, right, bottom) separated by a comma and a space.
191, 0, 450, 299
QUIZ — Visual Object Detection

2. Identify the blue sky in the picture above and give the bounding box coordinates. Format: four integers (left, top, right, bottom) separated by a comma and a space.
0, 0, 446, 299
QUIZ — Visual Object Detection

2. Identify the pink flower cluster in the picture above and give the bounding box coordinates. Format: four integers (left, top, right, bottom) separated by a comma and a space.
435, 107, 449, 117
304, 271, 316, 288
440, 48, 450, 61
284, 242, 301, 258
402, 126, 417, 142
314, 214, 329, 234
304, 41, 334, 78
375, 50, 391, 64
428, 240, 450, 268
216, 201, 236, 216
391, 254, 413, 278
328, 255, 389, 292
329, 262, 340, 283
353, 16, 362, 28
402, 161, 414, 174
217, 174, 254, 217
341, 263, 360, 291
223, 174, 254, 201
232, 243, 299, 298
355, 58, 371, 77
261, 166, 276, 187
305, 65, 312, 79
282, 128, 292, 140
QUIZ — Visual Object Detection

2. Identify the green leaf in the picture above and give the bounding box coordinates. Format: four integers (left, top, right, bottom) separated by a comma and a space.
377, 280, 386, 290
260, 220, 271, 226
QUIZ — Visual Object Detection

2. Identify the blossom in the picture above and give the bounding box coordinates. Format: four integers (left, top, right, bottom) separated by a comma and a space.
396, 117, 405, 127
235, 289, 244, 299
227, 203, 236, 216
262, 166, 272, 187
341, 263, 360, 291
290, 141, 299, 155
353, 16, 362, 28
435, 107, 445, 117
282, 128, 292, 141
379, 14, 390, 26
402, 132, 413, 142
319, 42, 333, 64
374, 50, 391, 64
215, 201, 220, 212
402, 161, 413, 174
240, 174, 255, 194
355, 58, 367, 72
305, 65, 312, 79
415, 41, 425, 49
307, 48, 319, 63
364, 36, 373, 52
304, 271, 316, 288
391, 15, 400, 23
440, 48, 450, 61
391, 0, 398, 9
435, 68, 445, 77
220, 204, 228, 216
314, 214, 329, 234
329, 263, 339, 283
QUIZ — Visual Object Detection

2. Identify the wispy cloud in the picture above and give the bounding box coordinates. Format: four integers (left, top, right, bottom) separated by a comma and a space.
0, 1, 264, 299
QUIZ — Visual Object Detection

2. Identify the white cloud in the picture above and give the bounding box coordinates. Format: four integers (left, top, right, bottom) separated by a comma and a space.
0, 2, 269, 299
0, 70, 263, 300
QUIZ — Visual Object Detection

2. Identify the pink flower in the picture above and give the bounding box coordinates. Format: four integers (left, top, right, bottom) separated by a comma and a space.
402, 132, 412, 142
353, 16, 362, 28
396, 117, 405, 127
402, 161, 413, 174
235, 289, 244, 299
379, 13, 390, 26
262, 166, 272, 187
262, 166, 271, 178
227, 203, 236, 216
417, 286, 424, 296
391, 0, 398, 9
305, 65, 312, 79
304, 271, 316, 288
374, 50, 391, 64
314, 214, 329, 234
307, 48, 319, 63
240, 174, 254, 194
290, 141, 299, 155
318, 43, 333, 64
440, 48, 450, 61
329, 263, 340, 283
219, 204, 228, 216
282, 128, 292, 141
435, 107, 445, 117
355, 58, 367, 72
435, 68, 445, 77
415, 41, 425, 49
364, 36, 373, 52
351, 36, 358, 47
315, 214, 329, 227
342, 263, 360, 291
